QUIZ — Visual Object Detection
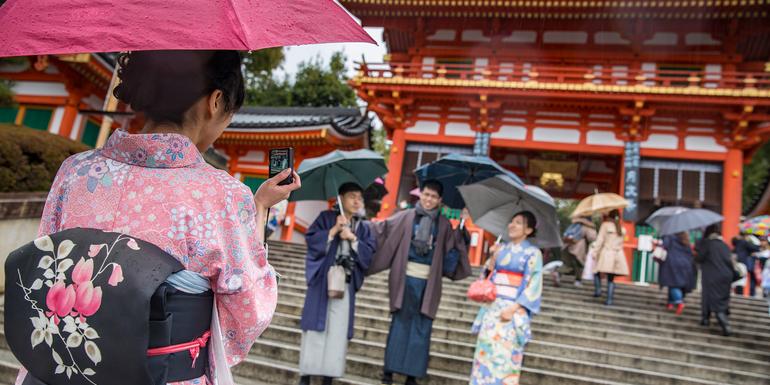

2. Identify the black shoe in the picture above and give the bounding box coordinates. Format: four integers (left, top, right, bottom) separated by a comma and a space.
716, 312, 731, 336
605, 282, 615, 306
381, 371, 393, 385
405, 376, 419, 385
593, 275, 602, 297
322, 377, 334, 385
299, 375, 310, 385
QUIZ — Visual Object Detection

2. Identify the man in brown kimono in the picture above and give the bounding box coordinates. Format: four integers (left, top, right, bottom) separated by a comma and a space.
368, 180, 471, 385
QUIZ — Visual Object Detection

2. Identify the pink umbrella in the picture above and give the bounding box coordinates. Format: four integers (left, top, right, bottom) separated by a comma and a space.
0, 0, 374, 57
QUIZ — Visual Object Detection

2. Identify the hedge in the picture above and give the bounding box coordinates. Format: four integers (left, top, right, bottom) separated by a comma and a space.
0, 124, 89, 192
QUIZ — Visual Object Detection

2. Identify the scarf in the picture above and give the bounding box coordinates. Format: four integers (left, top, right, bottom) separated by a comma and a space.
412, 202, 439, 256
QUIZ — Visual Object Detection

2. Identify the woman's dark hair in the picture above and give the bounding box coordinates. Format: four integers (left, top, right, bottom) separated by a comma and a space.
513, 210, 537, 238
704, 223, 721, 238
338, 182, 363, 196
607, 209, 622, 234
113, 50, 245, 125
421, 179, 444, 197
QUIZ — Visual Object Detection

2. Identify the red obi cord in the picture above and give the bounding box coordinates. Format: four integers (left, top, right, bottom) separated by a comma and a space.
147, 331, 212, 368
496, 270, 524, 287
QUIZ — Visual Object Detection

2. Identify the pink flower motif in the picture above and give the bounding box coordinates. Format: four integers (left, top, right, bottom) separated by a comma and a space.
88, 161, 109, 179
88, 244, 105, 258
108, 264, 124, 286
46, 281, 76, 318
72, 258, 94, 285
74, 282, 103, 317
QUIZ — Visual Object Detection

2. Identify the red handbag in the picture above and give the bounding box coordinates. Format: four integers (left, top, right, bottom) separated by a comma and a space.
467, 270, 496, 303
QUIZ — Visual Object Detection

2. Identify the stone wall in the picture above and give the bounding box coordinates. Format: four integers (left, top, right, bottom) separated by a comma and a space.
0, 192, 46, 293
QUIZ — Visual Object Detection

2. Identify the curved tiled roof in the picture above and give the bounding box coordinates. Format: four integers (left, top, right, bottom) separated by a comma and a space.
228, 106, 372, 137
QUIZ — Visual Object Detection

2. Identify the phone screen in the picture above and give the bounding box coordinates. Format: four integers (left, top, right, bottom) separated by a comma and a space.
269, 148, 294, 186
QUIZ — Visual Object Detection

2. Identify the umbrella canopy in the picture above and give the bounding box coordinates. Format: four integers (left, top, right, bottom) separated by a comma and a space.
571, 193, 629, 218
457, 174, 562, 249
740, 215, 770, 236
645, 206, 690, 232
659, 209, 723, 236
289, 149, 387, 202
415, 153, 523, 209
0, 0, 375, 57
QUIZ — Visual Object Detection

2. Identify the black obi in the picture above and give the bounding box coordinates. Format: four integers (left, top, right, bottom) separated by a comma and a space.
5, 228, 213, 385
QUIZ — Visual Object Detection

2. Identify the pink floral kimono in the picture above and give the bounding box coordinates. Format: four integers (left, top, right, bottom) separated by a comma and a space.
15, 129, 277, 385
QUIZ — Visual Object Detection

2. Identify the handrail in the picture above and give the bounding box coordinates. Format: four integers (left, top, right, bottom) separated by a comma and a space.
354, 62, 770, 90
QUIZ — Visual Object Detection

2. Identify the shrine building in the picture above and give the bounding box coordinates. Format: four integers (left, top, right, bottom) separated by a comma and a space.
341, 0, 770, 276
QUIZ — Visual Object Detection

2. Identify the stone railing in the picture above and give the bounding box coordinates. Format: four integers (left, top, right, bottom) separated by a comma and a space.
0, 192, 47, 293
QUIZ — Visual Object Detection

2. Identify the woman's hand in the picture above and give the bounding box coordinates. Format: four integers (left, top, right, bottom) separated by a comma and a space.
253, 169, 301, 244
500, 303, 521, 322
254, 169, 301, 210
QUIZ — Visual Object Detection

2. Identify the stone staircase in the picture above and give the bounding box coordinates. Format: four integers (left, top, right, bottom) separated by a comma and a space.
1, 240, 769, 385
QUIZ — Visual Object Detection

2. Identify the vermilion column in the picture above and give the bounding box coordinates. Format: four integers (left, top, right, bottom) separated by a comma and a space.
58, 94, 81, 139
378, 127, 406, 219
722, 148, 745, 295
722, 148, 742, 243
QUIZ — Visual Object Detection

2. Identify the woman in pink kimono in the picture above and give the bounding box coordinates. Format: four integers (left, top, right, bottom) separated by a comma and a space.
6, 51, 300, 385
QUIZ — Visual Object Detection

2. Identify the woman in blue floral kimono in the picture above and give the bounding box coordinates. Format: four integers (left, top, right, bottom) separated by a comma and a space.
470, 211, 543, 385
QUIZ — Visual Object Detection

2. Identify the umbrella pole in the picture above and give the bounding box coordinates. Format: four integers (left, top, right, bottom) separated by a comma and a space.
495, 235, 502, 244
95, 60, 121, 148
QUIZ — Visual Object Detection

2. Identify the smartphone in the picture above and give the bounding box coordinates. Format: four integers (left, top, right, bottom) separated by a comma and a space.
268, 147, 294, 186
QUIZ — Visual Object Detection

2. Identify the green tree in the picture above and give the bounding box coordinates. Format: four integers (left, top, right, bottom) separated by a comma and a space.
289, 52, 356, 107
370, 126, 391, 162
0, 58, 24, 107
242, 48, 292, 106
743, 141, 770, 213
245, 51, 356, 108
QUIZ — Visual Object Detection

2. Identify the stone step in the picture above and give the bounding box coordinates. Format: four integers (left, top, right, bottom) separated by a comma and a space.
274, 282, 770, 351
267, 251, 769, 313
261, 317, 769, 385
233, 346, 636, 385
271, 263, 770, 329
268, 311, 770, 377
249, 330, 732, 385
0, 347, 19, 385
272, 296, 770, 371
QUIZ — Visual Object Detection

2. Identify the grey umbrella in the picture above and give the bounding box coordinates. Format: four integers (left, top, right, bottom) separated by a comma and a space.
457, 174, 562, 249
645, 206, 689, 232
659, 208, 723, 236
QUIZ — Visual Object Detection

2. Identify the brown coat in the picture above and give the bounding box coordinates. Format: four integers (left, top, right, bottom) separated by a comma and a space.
368, 209, 471, 319
590, 221, 629, 276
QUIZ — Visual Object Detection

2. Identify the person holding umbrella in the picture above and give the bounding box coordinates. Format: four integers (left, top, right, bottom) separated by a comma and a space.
657, 232, 697, 315
560, 216, 597, 286
368, 180, 471, 385
469, 211, 543, 385
5, 51, 304, 385
298, 182, 376, 385
695, 224, 734, 336
588, 210, 629, 306
288, 149, 386, 383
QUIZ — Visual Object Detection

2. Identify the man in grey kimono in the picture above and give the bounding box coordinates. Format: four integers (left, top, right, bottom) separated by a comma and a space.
368, 179, 471, 385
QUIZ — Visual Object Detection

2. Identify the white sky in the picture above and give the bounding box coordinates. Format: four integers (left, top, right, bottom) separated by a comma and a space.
276, 27, 386, 80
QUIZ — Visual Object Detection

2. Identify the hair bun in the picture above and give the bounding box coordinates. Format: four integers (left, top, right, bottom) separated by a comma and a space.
112, 51, 245, 125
